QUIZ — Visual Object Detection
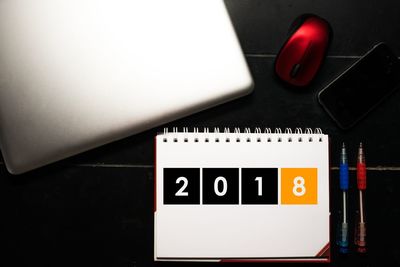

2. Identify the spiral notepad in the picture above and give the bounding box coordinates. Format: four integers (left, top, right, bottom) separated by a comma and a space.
154, 127, 330, 262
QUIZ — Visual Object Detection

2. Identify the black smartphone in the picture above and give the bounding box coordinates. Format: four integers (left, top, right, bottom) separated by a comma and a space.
318, 43, 400, 129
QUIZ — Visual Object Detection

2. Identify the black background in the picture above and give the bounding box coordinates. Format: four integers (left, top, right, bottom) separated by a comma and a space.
2, 0, 400, 266
241, 168, 278, 204
202, 168, 239, 205
163, 168, 200, 205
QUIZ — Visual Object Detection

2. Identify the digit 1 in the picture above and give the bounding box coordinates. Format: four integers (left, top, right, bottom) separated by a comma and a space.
255, 176, 262, 196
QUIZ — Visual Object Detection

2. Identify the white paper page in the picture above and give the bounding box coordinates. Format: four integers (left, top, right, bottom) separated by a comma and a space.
155, 131, 330, 259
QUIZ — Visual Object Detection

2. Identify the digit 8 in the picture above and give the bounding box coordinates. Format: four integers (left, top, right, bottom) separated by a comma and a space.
293, 176, 306, 197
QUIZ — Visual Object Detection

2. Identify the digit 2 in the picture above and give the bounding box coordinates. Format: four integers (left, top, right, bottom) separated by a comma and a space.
163, 168, 200, 204
202, 168, 239, 204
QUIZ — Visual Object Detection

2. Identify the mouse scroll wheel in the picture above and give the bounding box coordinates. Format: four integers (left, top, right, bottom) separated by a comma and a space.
290, 64, 301, 78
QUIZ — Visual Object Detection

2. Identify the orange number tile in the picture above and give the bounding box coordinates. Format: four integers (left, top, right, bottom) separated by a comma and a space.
281, 168, 318, 205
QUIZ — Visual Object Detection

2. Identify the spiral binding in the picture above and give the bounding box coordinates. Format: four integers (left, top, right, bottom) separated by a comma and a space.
161, 127, 325, 143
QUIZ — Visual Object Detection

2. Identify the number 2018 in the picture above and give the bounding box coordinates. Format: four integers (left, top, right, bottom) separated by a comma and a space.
162, 168, 317, 205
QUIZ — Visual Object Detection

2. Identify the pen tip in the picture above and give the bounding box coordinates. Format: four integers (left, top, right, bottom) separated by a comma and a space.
359, 142, 363, 148
342, 142, 345, 148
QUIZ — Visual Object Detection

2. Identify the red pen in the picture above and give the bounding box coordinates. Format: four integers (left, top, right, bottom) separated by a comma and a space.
355, 142, 367, 253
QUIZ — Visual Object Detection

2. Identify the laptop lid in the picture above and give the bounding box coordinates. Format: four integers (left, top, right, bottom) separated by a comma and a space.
0, 0, 253, 174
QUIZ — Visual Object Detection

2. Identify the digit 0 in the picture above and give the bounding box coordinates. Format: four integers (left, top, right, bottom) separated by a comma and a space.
292, 176, 306, 197
214, 176, 228, 196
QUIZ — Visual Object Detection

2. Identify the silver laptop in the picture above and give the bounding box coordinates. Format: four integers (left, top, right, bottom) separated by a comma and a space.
0, 0, 253, 174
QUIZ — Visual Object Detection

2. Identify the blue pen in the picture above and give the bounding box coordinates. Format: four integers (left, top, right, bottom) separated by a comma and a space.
337, 143, 349, 253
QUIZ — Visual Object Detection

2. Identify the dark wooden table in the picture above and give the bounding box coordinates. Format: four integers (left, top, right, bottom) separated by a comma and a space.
2, 0, 400, 266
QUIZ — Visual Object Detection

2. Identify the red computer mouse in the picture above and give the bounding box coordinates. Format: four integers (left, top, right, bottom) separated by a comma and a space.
275, 14, 332, 87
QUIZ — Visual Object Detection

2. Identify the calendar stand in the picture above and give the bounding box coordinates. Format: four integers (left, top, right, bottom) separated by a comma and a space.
154, 128, 330, 262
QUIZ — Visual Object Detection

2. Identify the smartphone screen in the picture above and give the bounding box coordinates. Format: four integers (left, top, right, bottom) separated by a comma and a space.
318, 43, 400, 129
